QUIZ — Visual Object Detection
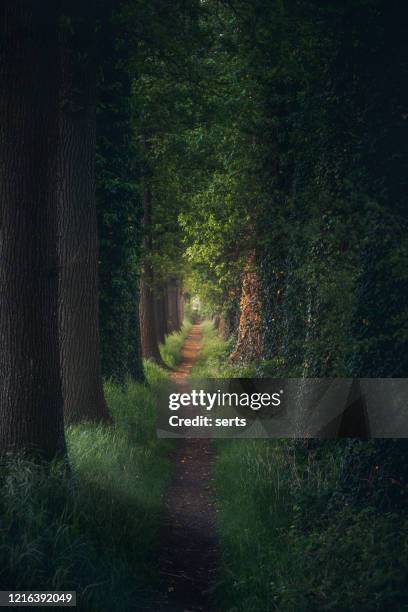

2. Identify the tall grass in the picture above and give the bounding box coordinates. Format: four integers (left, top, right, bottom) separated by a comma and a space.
159, 319, 192, 369
215, 441, 408, 611
198, 324, 408, 611
0, 365, 172, 611
191, 320, 257, 378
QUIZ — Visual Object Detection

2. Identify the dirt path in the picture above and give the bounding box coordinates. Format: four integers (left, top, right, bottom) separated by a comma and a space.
157, 324, 218, 611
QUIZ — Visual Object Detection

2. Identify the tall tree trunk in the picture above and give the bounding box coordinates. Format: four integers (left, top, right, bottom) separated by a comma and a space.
154, 285, 167, 345
96, 10, 144, 385
176, 282, 184, 329
230, 253, 263, 363
140, 275, 164, 363
127, 289, 144, 381
166, 278, 179, 333
163, 283, 171, 334
139, 185, 165, 364
57, 7, 110, 424
0, 1, 66, 458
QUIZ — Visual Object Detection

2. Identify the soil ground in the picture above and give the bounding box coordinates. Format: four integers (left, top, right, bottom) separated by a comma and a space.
156, 324, 219, 611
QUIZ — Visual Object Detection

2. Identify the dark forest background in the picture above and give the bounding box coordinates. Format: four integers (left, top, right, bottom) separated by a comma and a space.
0, 1, 407, 610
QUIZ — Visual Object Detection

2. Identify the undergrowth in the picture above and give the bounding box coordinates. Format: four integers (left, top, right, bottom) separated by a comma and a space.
215, 439, 408, 611
160, 319, 192, 368
0, 363, 172, 612
201, 323, 408, 611
191, 320, 257, 378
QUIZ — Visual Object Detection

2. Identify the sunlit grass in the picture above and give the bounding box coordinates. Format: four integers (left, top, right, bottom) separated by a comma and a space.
0, 368, 172, 611
159, 319, 193, 369
191, 320, 258, 378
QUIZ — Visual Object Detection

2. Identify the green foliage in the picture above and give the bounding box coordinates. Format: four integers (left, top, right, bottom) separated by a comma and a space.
129, 0, 208, 294
333, 439, 408, 512
94, 0, 408, 378
172, 1, 408, 376
215, 440, 408, 611
191, 320, 257, 378
0, 377, 171, 611
96, 3, 144, 384
142, 357, 170, 388
254, 0, 408, 376
348, 208, 408, 376
159, 320, 192, 369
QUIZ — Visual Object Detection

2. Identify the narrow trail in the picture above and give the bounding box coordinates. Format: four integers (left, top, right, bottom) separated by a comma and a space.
157, 324, 218, 612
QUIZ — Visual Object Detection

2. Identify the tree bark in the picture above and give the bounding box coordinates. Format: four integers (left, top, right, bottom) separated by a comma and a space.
176, 281, 184, 329
0, 1, 66, 458
140, 275, 165, 363
127, 290, 144, 381
166, 278, 179, 334
230, 253, 263, 363
57, 8, 110, 424
154, 285, 167, 345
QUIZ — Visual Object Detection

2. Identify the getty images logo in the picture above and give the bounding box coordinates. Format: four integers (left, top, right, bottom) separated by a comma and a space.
168, 388, 284, 411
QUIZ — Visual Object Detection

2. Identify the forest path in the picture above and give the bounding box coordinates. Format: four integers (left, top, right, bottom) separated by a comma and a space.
157, 324, 219, 611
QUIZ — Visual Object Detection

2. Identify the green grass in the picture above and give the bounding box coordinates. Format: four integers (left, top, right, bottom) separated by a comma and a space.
191, 320, 258, 378
3, 325, 406, 612
196, 325, 408, 611
0, 365, 172, 612
159, 319, 192, 369
214, 441, 408, 612
191, 320, 306, 379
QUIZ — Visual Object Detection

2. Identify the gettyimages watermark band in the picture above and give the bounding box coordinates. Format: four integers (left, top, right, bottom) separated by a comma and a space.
157, 378, 408, 438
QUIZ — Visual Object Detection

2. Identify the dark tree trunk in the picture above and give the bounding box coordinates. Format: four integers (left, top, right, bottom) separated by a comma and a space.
154, 285, 167, 345
127, 291, 144, 381
213, 315, 221, 330
0, 1, 66, 458
139, 185, 165, 364
166, 278, 179, 333
57, 8, 110, 424
176, 281, 184, 329
140, 275, 165, 363
163, 284, 171, 335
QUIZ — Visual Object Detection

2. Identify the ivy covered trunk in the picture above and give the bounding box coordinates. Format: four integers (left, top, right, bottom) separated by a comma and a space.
139, 185, 165, 364
230, 254, 263, 363
96, 6, 144, 385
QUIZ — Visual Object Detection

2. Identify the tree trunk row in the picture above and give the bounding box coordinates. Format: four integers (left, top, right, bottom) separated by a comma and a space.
0, 1, 111, 459
0, 0, 66, 459
58, 9, 110, 424
138, 182, 184, 364
140, 274, 185, 364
